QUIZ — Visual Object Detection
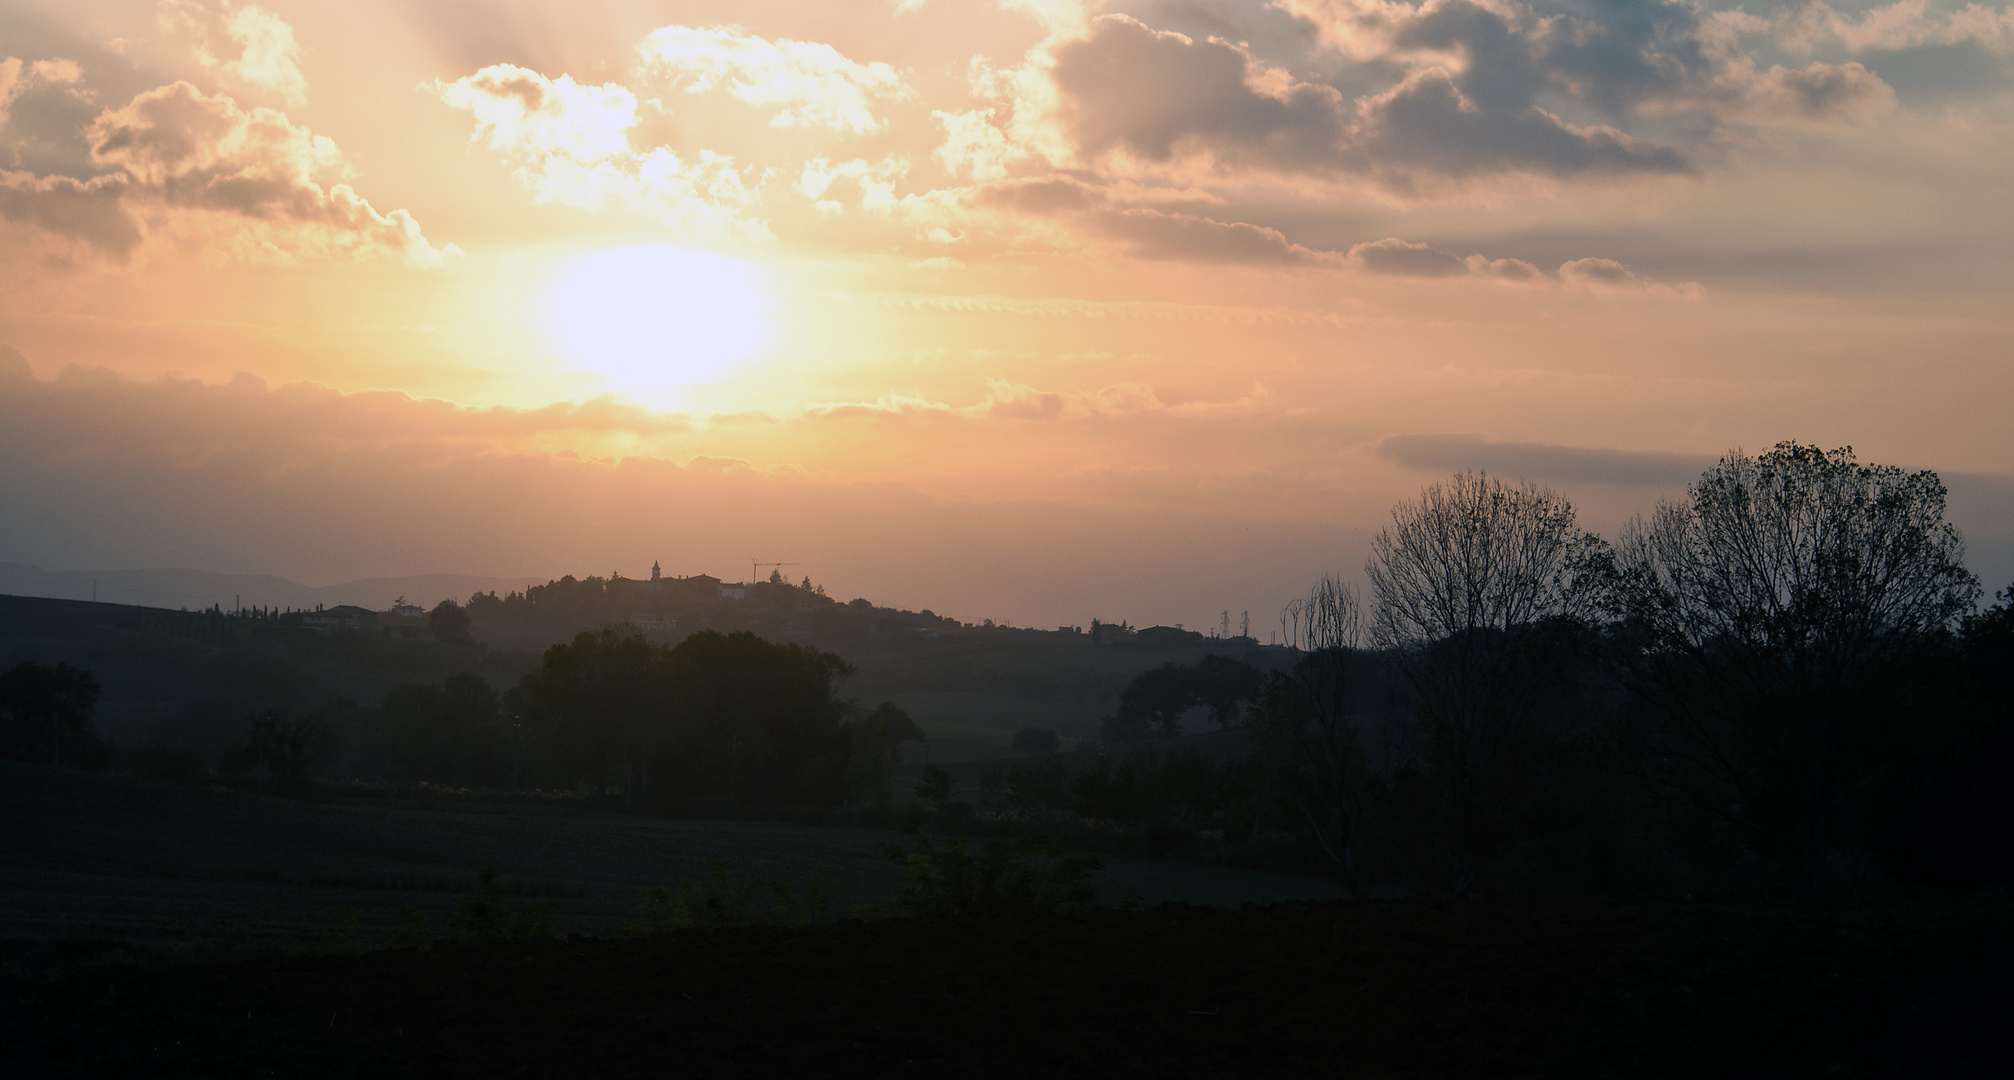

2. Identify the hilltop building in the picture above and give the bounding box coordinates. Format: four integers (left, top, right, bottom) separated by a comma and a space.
300, 604, 376, 635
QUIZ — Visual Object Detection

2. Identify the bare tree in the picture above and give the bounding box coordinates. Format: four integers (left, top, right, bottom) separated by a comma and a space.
1367, 472, 1600, 647
1363, 472, 1607, 886
1248, 574, 1383, 892
1612, 442, 1978, 887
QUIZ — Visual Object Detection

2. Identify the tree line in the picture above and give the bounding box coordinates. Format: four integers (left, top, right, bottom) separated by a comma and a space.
326, 628, 923, 809
970, 441, 2006, 893
6, 440, 2005, 894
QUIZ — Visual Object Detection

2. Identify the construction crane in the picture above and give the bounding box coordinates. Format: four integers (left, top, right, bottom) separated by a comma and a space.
752, 560, 800, 586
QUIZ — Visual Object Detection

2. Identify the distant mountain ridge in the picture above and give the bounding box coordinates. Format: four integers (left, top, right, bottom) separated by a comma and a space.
0, 562, 537, 613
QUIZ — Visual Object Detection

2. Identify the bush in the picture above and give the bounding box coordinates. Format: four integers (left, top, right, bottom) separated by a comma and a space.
913, 765, 954, 806
880, 827, 1100, 920
387, 904, 433, 951
134, 742, 202, 783
630, 862, 848, 933
441, 868, 558, 945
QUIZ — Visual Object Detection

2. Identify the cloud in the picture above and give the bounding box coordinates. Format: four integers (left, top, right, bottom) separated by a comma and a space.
1096, 207, 1330, 265
972, 378, 1165, 420
437, 63, 638, 167
968, 176, 1565, 277
797, 393, 960, 420
0, 171, 139, 254
1350, 236, 1465, 277
1377, 433, 1714, 484
933, 108, 1020, 180
1052, 17, 1350, 168
793, 377, 1169, 424
1558, 256, 1700, 295
1777, 0, 2014, 55
1739, 61, 1899, 122
163, 2, 309, 106
636, 25, 909, 134
1048, 13, 1692, 188
0, 56, 83, 129
854, 289, 1359, 326
436, 64, 767, 237
1348, 237, 1544, 280
1, 80, 449, 264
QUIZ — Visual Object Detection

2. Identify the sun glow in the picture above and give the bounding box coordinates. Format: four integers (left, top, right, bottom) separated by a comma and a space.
541, 246, 774, 400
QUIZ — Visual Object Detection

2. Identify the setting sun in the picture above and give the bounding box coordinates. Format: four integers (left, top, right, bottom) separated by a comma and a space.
541, 246, 773, 399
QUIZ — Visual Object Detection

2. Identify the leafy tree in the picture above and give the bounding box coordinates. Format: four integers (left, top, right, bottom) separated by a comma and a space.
1071, 759, 1149, 826
1012, 726, 1060, 757
1191, 655, 1262, 730
844, 701, 925, 805
653, 630, 855, 805
519, 628, 858, 807
1886, 584, 2014, 886
1107, 663, 1196, 743
428, 599, 475, 645
1611, 442, 1980, 888
221, 707, 334, 790
377, 674, 504, 785
1104, 656, 1263, 746
1006, 755, 1073, 817
0, 660, 104, 767
518, 628, 669, 806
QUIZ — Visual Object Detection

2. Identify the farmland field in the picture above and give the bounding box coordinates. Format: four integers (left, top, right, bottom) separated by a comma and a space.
0, 761, 1340, 953
8, 882, 2004, 1077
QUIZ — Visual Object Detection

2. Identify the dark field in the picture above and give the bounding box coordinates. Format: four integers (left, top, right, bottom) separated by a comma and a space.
0, 761, 1340, 951
7, 890, 2006, 1077
4, 767, 2008, 1076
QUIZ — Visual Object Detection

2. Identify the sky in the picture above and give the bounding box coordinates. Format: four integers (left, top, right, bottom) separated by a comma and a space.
2, 0, 2011, 627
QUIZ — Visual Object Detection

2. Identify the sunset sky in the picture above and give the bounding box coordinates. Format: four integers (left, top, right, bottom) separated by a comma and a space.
3, 0, 2011, 626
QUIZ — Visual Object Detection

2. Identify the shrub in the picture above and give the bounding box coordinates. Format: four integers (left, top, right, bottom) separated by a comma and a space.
880, 827, 1100, 920
441, 868, 558, 945
912, 765, 954, 806
387, 904, 433, 951
134, 743, 202, 783
630, 862, 849, 934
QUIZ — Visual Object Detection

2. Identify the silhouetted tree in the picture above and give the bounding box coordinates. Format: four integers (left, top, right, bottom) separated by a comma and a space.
377, 673, 503, 785
519, 628, 669, 807
1007, 755, 1073, 817
1611, 442, 1979, 888
238, 707, 334, 790
1366, 472, 1608, 884
1071, 759, 1148, 826
428, 599, 474, 645
1192, 655, 1262, 730
845, 701, 925, 804
913, 764, 955, 807
1012, 727, 1061, 757
0, 660, 104, 767
1108, 663, 1196, 743
1247, 575, 1381, 889
654, 631, 855, 805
